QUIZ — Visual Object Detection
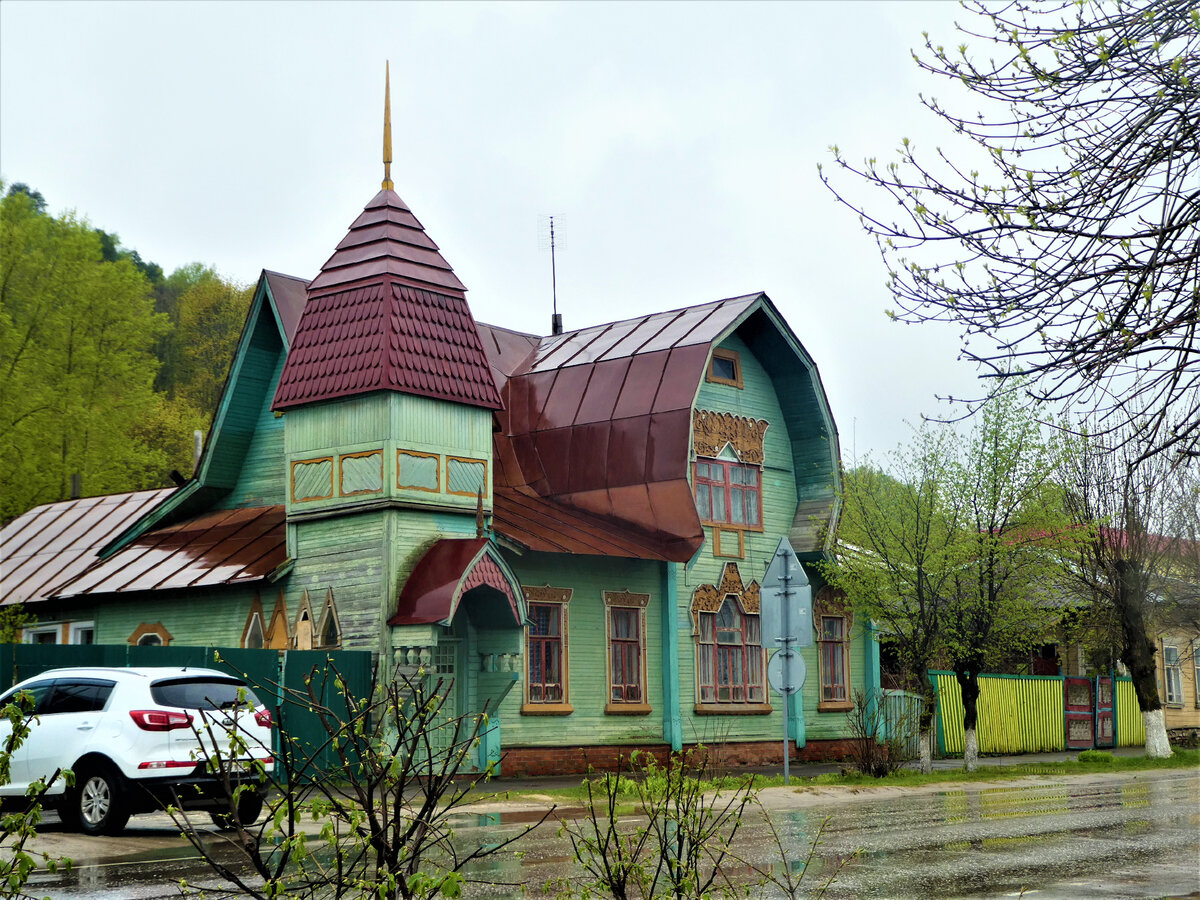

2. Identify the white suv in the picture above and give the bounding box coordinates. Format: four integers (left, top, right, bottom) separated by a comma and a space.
0, 667, 275, 835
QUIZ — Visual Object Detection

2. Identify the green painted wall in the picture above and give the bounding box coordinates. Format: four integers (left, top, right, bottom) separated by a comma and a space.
216, 346, 287, 509
92, 584, 260, 647
499, 551, 666, 747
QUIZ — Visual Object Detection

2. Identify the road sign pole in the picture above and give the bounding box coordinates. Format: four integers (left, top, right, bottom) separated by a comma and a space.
781, 548, 792, 785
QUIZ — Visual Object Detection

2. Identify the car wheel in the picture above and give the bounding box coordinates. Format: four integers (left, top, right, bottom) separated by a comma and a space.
70, 766, 130, 836
209, 790, 265, 830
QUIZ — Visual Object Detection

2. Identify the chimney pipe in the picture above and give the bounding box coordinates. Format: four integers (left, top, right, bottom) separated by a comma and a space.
193, 430, 204, 473
551, 313, 563, 336
70, 473, 82, 500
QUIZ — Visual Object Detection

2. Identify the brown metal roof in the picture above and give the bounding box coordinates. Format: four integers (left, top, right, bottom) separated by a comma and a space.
263, 270, 311, 344
307, 189, 466, 297
51, 506, 286, 598
272, 189, 501, 412
477, 295, 764, 561
1, 490, 175, 606
387, 538, 522, 626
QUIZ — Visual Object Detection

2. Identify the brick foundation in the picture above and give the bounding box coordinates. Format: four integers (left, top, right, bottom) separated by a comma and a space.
499, 738, 863, 778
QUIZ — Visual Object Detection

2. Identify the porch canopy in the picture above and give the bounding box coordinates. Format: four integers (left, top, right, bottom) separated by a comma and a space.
388, 538, 526, 629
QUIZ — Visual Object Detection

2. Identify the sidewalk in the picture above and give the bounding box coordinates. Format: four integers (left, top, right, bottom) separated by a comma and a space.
475, 746, 1151, 794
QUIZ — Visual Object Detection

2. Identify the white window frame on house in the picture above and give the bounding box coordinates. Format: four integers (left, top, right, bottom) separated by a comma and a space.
23, 624, 61, 644
604, 591, 651, 715
68, 621, 95, 645
1163, 644, 1182, 706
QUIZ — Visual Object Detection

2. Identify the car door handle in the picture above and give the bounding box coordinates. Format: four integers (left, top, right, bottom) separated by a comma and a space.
75, 721, 94, 730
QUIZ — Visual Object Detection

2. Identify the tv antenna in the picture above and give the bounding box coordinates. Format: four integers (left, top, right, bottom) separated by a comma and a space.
538, 215, 566, 335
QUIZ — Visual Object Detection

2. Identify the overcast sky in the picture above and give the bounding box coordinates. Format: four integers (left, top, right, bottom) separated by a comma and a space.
1, 0, 986, 461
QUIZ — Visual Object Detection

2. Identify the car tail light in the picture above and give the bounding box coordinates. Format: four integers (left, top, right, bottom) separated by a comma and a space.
138, 759, 197, 770
254, 708, 273, 728
130, 709, 194, 731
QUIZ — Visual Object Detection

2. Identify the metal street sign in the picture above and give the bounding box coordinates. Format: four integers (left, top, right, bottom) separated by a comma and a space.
760, 537, 812, 649
767, 649, 806, 696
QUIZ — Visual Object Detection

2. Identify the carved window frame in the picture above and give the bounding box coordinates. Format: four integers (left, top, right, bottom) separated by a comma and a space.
604, 591, 651, 715
690, 563, 770, 715
397, 449, 441, 493
291, 456, 335, 502
339, 449, 384, 497
522, 586, 573, 716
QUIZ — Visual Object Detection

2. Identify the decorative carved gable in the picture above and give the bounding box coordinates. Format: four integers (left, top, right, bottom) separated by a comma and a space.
692, 410, 770, 464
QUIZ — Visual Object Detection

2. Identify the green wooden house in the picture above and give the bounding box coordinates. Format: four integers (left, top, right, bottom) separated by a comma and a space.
1, 131, 874, 776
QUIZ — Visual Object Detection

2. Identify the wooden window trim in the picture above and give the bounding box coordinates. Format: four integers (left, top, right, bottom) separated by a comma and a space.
817, 614, 852, 711
339, 449, 384, 497
706, 348, 743, 389
291, 456, 334, 502
243, 597, 267, 649
693, 459, 763, 530
397, 449, 441, 493
445, 455, 489, 498
522, 589, 572, 715
128, 622, 173, 647
693, 702, 773, 716
604, 591, 651, 715
695, 597, 767, 708
712, 527, 745, 559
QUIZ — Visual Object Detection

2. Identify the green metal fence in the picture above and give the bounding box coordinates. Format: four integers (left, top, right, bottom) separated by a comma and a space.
0, 643, 373, 774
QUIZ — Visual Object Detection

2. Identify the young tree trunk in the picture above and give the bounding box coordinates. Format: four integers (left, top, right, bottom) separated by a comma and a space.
1114, 560, 1171, 758
956, 669, 981, 772
915, 666, 937, 774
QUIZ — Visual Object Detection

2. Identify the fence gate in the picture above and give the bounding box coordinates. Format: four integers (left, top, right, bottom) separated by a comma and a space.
1094, 676, 1115, 749
1064, 676, 1095, 749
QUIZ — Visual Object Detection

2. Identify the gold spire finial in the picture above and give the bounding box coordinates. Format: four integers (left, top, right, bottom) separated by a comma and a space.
382, 61, 394, 191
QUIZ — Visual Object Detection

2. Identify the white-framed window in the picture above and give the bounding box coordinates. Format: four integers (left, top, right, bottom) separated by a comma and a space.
69, 622, 95, 645
23, 624, 60, 644
1163, 644, 1182, 705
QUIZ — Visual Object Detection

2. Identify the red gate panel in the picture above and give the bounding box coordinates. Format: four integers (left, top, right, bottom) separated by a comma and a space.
1064, 676, 1095, 749
1094, 676, 1114, 748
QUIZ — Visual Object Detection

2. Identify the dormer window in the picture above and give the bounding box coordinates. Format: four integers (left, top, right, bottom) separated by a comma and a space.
707, 348, 743, 389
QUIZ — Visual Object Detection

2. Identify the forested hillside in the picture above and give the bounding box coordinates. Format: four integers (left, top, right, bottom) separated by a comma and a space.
0, 182, 254, 524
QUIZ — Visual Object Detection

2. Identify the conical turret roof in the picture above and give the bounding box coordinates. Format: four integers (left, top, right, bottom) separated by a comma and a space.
272, 189, 502, 412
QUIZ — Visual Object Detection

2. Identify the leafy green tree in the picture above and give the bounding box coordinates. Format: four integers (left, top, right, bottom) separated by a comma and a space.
940, 395, 1073, 770
173, 272, 253, 414
822, 0, 1199, 463
828, 397, 1076, 771
0, 187, 168, 521
823, 429, 959, 773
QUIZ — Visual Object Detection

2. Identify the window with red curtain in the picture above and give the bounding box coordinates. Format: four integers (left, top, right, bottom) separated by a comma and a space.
527, 603, 564, 703
697, 597, 764, 704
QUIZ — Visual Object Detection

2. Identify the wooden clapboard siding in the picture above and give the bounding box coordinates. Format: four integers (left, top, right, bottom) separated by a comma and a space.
284, 394, 493, 514
206, 310, 285, 492
680, 336, 859, 743
215, 347, 287, 509
93, 584, 261, 647
500, 551, 664, 747
290, 511, 387, 650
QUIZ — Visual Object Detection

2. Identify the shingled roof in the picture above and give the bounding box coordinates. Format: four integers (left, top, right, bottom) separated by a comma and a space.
273, 189, 501, 411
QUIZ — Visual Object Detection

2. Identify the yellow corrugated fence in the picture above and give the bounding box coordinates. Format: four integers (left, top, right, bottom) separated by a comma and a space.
1115, 679, 1145, 747
933, 673, 1065, 756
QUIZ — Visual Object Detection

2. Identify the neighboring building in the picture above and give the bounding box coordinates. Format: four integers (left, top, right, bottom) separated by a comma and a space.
0, 97, 868, 774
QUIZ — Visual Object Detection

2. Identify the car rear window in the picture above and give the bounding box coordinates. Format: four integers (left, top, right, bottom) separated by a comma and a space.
150, 677, 261, 710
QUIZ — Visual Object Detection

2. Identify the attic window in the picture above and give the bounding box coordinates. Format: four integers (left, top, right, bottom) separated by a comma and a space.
707, 349, 743, 389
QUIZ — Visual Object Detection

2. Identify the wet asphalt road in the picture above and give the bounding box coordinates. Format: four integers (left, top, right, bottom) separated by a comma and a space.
20, 768, 1200, 899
